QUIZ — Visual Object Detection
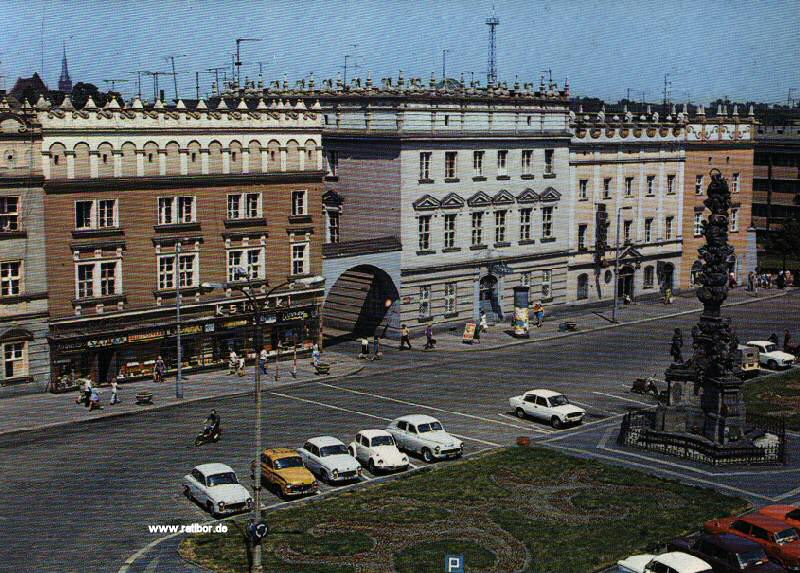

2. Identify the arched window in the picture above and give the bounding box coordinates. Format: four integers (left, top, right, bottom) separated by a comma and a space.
208, 141, 223, 174
266, 140, 280, 171
120, 142, 137, 176
49, 143, 67, 178
577, 273, 589, 300
142, 142, 159, 176
73, 143, 90, 178
186, 141, 202, 175
285, 140, 300, 171
248, 140, 262, 173
164, 141, 180, 176
97, 143, 114, 177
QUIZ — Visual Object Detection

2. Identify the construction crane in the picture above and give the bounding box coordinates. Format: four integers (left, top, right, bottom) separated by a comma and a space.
164, 55, 186, 100
235, 38, 262, 86
102, 79, 129, 93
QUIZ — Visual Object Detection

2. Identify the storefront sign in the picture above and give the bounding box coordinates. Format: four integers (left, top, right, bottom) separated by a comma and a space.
87, 335, 128, 349
204, 323, 216, 333
279, 309, 309, 322
462, 323, 476, 344
128, 330, 165, 343
180, 324, 203, 336
223, 319, 250, 329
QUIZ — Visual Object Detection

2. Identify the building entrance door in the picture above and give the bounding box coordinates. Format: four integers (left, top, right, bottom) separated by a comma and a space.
479, 275, 500, 320
617, 266, 635, 300
97, 349, 116, 384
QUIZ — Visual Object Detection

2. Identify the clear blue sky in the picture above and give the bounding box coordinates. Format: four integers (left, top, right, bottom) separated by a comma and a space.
2, 0, 798, 105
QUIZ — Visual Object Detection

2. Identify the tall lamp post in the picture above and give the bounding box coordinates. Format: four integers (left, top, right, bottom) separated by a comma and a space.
612, 206, 633, 323
201, 272, 323, 573
175, 241, 184, 399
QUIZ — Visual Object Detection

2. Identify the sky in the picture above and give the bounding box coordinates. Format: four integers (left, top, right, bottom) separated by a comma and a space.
1, 0, 799, 106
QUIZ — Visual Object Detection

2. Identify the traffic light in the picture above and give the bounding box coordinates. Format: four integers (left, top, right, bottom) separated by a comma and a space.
249, 521, 269, 544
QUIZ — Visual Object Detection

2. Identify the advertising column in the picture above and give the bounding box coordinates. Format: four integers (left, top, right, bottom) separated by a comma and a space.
512, 286, 530, 338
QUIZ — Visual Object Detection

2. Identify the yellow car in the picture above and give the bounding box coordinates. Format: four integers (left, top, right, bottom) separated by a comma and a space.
252, 448, 319, 498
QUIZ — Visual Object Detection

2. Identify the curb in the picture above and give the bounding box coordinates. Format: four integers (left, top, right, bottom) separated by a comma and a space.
0, 364, 366, 440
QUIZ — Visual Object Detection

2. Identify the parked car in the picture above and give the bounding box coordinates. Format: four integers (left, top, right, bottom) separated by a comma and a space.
736, 345, 761, 377
705, 513, 800, 570
251, 448, 319, 498
386, 415, 464, 463
758, 504, 800, 530
183, 463, 253, 517
298, 436, 362, 484
348, 429, 409, 474
617, 551, 713, 573
746, 341, 795, 370
669, 532, 785, 572
508, 389, 585, 428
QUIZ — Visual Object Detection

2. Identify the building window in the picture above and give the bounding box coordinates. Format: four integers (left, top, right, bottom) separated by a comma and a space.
544, 149, 554, 174
418, 215, 431, 250
578, 224, 587, 250
227, 193, 262, 219
75, 199, 118, 230
695, 174, 704, 195
158, 256, 174, 290
541, 206, 553, 238
733, 172, 740, 192
76, 262, 94, 298
3, 342, 26, 380
100, 261, 117, 296
158, 196, 195, 225
444, 282, 456, 314
327, 211, 340, 244
291, 190, 307, 216
471, 212, 483, 245
519, 208, 532, 240
667, 174, 675, 195
327, 150, 338, 176
603, 178, 612, 199
444, 151, 458, 179
694, 212, 703, 236
643, 266, 655, 288
541, 269, 552, 300
731, 208, 739, 232
521, 150, 533, 175
227, 248, 265, 281
624, 177, 633, 197
178, 254, 197, 287
623, 220, 632, 243
521, 271, 531, 290
291, 243, 308, 275
665, 216, 674, 240
0, 196, 19, 231
644, 218, 653, 243
495, 210, 507, 243
497, 150, 508, 176
1, 261, 21, 296
419, 152, 431, 180
443, 214, 456, 249
579, 179, 588, 200
577, 273, 589, 300
646, 175, 655, 196
418, 285, 431, 319
443, 115, 449, 126
158, 253, 197, 289
473, 151, 484, 176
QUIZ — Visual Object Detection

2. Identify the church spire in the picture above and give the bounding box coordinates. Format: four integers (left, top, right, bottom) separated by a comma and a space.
58, 41, 72, 93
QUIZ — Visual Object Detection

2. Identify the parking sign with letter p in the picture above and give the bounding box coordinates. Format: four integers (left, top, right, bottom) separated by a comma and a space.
445, 555, 464, 573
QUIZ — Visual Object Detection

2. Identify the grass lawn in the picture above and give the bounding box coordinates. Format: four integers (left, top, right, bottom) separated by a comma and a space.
744, 367, 800, 429
180, 446, 747, 573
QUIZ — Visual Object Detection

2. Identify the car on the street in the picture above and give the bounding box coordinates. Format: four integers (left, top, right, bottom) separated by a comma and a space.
386, 415, 464, 463
746, 341, 795, 370
617, 551, 713, 573
758, 504, 800, 530
669, 532, 785, 572
298, 436, 362, 484
705, 513, 800, 570
508, 389, 585, 428
183, 463, 253, 517
736, 345, 761, 377
251, 448, 319, 498
348, 429, 409, 474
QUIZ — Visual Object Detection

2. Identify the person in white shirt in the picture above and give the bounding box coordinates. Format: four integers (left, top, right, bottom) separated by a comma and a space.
259, 346, 269, 375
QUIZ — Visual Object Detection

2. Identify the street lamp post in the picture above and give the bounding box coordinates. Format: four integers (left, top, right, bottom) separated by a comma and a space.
200, 273, 323, 573
612, 206, 633, 323
175, 241, 184, 399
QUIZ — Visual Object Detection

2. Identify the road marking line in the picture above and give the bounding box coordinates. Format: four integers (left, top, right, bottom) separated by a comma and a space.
496, 412, 554, 433
592, 391, 654, 406
597, 426, 615, 450
269, 391, 392, 422
773, 485, 800, 502
359, 474, 373, 481
314, 381, 552, 434
539, 413, 630, 443
450, 432, 501, 447
570, 400, 620, 416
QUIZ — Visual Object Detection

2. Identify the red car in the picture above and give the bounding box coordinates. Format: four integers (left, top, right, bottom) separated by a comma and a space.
705, 513, 800, 570
759, 505, 800, 530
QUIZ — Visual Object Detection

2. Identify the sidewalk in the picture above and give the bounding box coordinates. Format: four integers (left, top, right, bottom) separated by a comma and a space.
422, 287, 795, 353
0, 352, 364, 438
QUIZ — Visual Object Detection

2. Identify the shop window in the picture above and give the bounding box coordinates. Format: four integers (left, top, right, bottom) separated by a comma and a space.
2, 341, 26, 380
444, 282, 457, 314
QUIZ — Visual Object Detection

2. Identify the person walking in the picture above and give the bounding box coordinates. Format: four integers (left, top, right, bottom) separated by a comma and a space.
424, 324, 434, 350
154, 356, 166, 383
109, 379, 120, 405
228, 350, 238, 375
532, 302, 545, 328
89, 386, 103, 411
400, 324, 412, 350
372, 334, 381, 360
312, 343, 321, 366
259, 346, 269, 375
479, 311, 489, 333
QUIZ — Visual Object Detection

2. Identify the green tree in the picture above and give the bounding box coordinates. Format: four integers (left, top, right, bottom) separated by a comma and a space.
765, 217, 800, 272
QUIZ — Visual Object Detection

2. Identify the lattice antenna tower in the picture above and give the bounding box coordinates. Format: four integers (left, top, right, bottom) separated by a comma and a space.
486, 7, 499, 86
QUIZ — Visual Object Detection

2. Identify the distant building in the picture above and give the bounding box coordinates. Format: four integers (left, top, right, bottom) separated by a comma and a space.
58, 43, 73, 93
8, 73, 49, 107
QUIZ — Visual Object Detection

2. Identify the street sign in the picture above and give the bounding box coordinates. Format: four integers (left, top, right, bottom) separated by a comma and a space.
462, 323, 476, 344
249, 521, 269, 543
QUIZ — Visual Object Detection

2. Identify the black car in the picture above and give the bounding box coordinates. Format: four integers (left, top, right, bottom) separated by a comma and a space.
669, 533, 786, 572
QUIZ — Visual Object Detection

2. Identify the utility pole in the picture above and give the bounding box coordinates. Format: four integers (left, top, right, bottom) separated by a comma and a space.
235, 38, 262, 86
165, 55, 186, 101
612, 206, 632, 323
175, 241, 184, 399
442, 49, 451, 81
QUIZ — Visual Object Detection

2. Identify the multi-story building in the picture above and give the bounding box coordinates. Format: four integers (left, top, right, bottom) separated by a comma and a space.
37, 94, 325, 386
568, 106, 685, 303
0, 100, 50, 394
682, 105, 756, 288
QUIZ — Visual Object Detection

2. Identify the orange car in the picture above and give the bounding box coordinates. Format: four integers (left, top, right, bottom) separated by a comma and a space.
705, 513, 800, 570
251, 448, 319, 499
759, 505, 800, 529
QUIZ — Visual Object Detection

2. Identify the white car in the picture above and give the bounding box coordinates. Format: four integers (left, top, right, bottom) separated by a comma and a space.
298, 436, 362, 484
508, 389, 585, 428
386, 415, 463, 463
747, 340, 795, 370
617, 551, 712, 573
183, 463, 253, 517
348, 429, 409, 474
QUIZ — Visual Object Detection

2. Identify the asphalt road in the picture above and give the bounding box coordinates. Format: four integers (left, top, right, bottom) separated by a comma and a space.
1, 292, 798, 573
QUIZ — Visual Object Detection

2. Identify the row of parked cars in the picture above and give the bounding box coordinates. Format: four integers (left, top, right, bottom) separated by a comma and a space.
741, 341, 797, 373
182, 414, 464, 517
619, 505, 800, 572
